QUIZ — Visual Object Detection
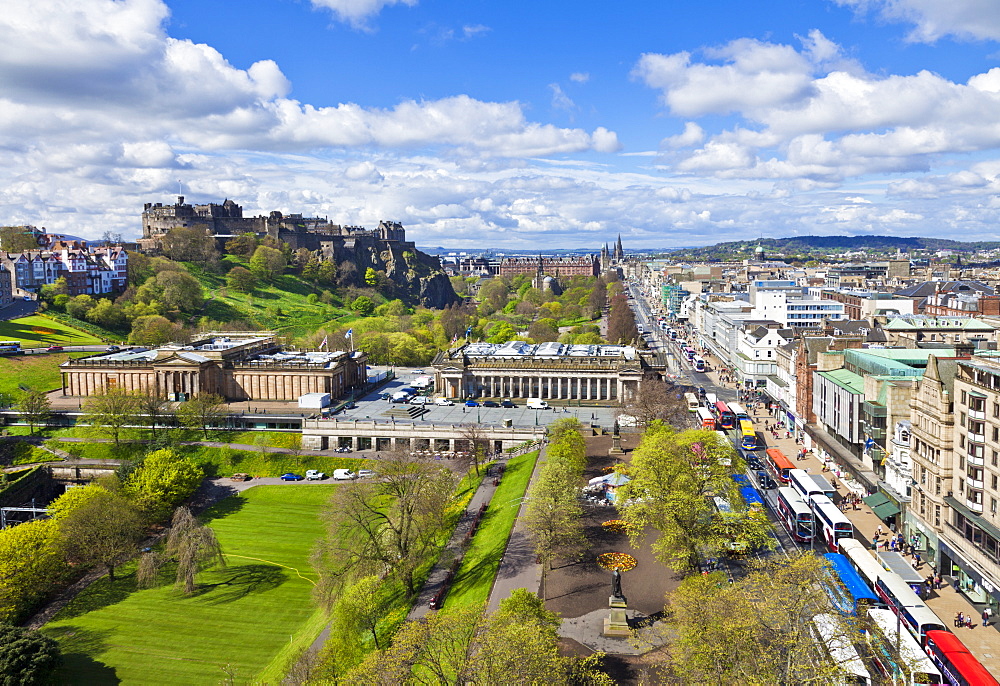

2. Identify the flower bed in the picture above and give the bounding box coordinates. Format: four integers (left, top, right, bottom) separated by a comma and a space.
601, 519, 633, 535
596, 552, 637, 572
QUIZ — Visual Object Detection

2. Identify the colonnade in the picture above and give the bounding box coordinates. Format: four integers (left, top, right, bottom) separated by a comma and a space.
442, 374, 628, 401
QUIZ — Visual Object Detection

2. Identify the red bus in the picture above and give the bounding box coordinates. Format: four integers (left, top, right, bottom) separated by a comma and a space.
775, 487, 813, 543
765, 447, 795, 483
713, 401, 736, 429
697, 407, 716, 430
924, 630, 1000, 686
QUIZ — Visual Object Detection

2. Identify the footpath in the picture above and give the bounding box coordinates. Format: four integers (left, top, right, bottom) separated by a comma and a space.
698, 358, 1000, 675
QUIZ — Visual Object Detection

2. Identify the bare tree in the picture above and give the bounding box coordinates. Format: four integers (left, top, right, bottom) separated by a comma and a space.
81, 386, 141, 446
16, 390, 51, 435
166, 507, 225, 594
621, 375, 689, 428
175, 393, 227, 439
459, 424, 490, 476
136, 387, 173, 438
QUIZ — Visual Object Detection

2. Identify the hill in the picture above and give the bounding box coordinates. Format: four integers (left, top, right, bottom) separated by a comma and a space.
670, 235, 1000, 260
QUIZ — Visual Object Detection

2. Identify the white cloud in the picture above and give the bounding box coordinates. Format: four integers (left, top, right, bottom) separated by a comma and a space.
570, 72, 590, 83
549, 83, 576, 112
834, 0, 1000, 42
309, 0, 417, 30
662, 122, 705, 149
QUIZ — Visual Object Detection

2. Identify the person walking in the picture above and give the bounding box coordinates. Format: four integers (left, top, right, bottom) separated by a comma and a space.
984, 608, 991, 627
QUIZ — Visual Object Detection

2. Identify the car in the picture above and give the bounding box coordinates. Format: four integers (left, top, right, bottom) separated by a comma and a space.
332, 469, 357, 480
745, 455, 764, 470
280, 473, 304, 481
230, 473, 252, 482
756, 471, 777, 489
305, 470, 326, 480
500, 399, 516, 408
357, 469, 376, 478
45, 345, 63, 352
434, 397, 455, 406
379, 393, 391, 400
465, 400, 480, 407
482, 400, 499, 407
105, 345, 120, 353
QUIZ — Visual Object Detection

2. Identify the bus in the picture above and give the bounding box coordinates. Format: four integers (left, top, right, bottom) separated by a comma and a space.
739, 419, 757, 449
812, 613, 872, 685
683, 346, 696, 361
873, 570, 947, 643
810, 494, 854, 552
705, 392, 718, 408
877, 552, 926, 597
714, 431, 735, 465
776, 487, 814, 542
789, 468, 824, 500
765, 447, 796, 483
924, 630, 1000, 686
697, 406, 716, 430
0, 340, 21, 353
684, 392, 700, 412
714, 401, 736, 430
693, 356, 706, 372
866, 609, 942, 685
839, 538, 889, 591
728, 401, 750, 421
823, 553, 883, 617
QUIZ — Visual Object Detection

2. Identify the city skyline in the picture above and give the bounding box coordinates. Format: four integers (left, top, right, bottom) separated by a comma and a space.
4, 1, 1000, 248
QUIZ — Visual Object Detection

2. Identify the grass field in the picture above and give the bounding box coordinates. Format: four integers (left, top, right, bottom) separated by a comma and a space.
444, 450, 540, 610
0, 315, 103, 347
43, 485, 336, 685
0, 351, 90, 396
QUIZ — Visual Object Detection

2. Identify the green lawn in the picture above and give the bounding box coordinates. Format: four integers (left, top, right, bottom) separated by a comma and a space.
43, 485, 336, 685
444, 450, 540, 610
0, 351, 90, 396
0, 315, 103, 347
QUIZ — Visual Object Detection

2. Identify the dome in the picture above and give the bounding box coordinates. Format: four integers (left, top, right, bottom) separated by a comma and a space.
754, 244, 765, 254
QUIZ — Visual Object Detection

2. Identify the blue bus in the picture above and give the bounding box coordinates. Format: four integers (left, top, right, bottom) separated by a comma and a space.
823, 553, 883, 617
730, 474, 764, 510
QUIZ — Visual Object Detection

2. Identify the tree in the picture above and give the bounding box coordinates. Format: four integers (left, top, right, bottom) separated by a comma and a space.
224, 232, 258, 258
128, 314, 180, 347
165, 507, 225, 594
606, 293, 638, 344
0, 623, 61, 686
622, 377, 689, 427
329, 575, 390, 650
528, 317, 559, 342
315, 453, 457, 597
486, 321, 516, 344
225, 265, 255, 293
0, 226, 42, 253
81, 386, 141, 446
16, 390, 50, 435
155, 270, 204, 313
85, 298, 127, 330
136, 387, 172, 438
160, 225, 220, 266
351, 296, 375, 315
65, 294, 96, 320
615, 424, 771, 572
124, 449, 204, 519
249, 245, 286, 282
0, 519, 64, 624
175, 393, 227, 439
458, 424, 489, 476
59, 488, 145, 580
364, 267, 379, 286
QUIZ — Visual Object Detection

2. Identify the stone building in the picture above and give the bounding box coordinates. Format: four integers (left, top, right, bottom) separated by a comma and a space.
0, 244, 127, 296
498, 255, 599, 278
59, 333, 367, 402
432, 341, 664, 402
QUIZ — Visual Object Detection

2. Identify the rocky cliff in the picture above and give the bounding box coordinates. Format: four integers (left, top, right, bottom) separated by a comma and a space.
341, 239, 459, 309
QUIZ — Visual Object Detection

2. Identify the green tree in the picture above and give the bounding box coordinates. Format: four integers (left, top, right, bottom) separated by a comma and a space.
175, 393, 227, 439
249, 245, 286, 282
125, 449, 204, 519
330, 575, 390, 650
364, 267, 379, 286
85, 298, 127, 330
128, 314, 179, 346
527, 317, 559, 343
136, 387, 172, 438
0, 226, 42, 252
155, 270, 204, 312
224, 232, 258, 258
65, 294, 96, 320
0, 623, 61, 686
164, 507, 225, 594
58, 489, 145, 580
225, 265, 255, 293
81, 386, 141, 447
16, 390, 50, 435
351, 296, 375, 315
486, 321, 516, 343
0, 519, 65, 624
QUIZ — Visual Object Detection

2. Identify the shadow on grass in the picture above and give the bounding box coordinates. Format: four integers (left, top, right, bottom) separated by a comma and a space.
197, 493, 247, 524
45, 626, 121, 685
190, 564, 287, 604
53, 571, 139, 622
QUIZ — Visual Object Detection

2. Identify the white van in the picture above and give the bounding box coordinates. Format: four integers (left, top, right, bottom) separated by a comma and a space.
332, 469, 356, 481
434, 397, 455, 406
526, 398, 549, 410
410, 396, 431, 405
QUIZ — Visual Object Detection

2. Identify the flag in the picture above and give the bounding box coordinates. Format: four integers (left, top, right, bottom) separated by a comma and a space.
465, 326, 473, 338
345, 328, 353, 339
319, 335, 328, 350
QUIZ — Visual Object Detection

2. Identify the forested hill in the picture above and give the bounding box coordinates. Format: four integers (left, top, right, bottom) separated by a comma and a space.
673, 235, 1000, 260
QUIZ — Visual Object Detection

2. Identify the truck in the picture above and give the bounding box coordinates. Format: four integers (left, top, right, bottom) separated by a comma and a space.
305, 470, 326, 480
526, 398, 549, 410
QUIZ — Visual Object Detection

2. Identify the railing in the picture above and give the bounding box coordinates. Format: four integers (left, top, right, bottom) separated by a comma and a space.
968, 431, 986, 444
965, 497, 984, 513
969, 409, 986, 420
968, 454, 985, 467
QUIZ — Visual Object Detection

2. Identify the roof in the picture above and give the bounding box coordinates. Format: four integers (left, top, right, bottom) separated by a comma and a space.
816, 368, 865, 394
893, 280, 994, 298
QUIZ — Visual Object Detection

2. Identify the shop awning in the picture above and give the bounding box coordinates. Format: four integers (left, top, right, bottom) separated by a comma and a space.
863, 492, 901, 519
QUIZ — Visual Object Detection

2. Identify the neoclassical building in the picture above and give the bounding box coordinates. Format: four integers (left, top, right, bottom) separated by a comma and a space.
432, 341, 664, 402
59, 333, 367, 402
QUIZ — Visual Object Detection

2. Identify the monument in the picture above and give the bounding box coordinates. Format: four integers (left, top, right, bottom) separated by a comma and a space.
608, 419, 625, 456
602, 569, 630, 636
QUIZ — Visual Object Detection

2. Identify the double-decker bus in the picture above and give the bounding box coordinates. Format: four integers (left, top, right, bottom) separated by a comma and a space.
839, 538, 885, 591
693, 356, 706, 372
713, 401, 736, 429
822, 553, 883, 617
0, 340, 21, 353
866, 609, 942, 685
924, 630, 1000, 686
765, 447, 795, 483
809, 494, 854, 552
714, 431, 734, 465
775, 486, 814, 542
873, 569, 947, 643
738, 419, 757, 449
684, 392, 699, 412
728, 401, 750, 421
696, 406, 716, 430
789, 468, 835, 501
812, 613, 872, 685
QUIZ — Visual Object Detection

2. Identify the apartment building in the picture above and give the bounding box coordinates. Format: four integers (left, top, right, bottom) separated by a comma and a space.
1, 245, 128, 296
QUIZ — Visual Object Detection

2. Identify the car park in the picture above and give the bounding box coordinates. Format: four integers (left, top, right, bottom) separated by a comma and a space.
280, 473, 304, 481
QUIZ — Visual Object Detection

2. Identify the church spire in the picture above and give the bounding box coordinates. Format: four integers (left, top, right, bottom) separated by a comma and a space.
614, 234, 623, 261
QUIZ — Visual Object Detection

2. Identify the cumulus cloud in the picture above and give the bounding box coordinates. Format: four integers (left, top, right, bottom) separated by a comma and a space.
309, 0, 417, 30
834, 0, 1000, 42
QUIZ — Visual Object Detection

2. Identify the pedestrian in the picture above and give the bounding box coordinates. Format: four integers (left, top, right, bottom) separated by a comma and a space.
912, 558, 919, 570
936, 575, 942, 590
876, 524, 883, 537
984, 609, 991, 627
967, 615, 974, 629
957, 611, 964, 627
871, 539, 879, 551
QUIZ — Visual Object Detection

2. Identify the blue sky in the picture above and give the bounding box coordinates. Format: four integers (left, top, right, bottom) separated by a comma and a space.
3, 0, 1000, 249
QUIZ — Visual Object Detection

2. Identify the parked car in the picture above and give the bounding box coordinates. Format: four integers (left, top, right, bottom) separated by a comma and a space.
280, 473, 304, 481
379, 393, 391, 400
46, 345, 63, 352
500, 399, 516, 408
305, 470, 326, 480
333, 469, 357, 480
357, 469, 376, 478
434, 397, 455, 406
230, 473, 252, 482
465, 400, 480, 407
482, 400, 499, 407
756, 471, 777, 489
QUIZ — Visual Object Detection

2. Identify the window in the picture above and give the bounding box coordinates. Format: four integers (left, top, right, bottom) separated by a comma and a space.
935, 504, 941, 527
994, 427, 999, 442
994, 450, 999, 467
993, 498, 998, 516
993, 474, 999, 491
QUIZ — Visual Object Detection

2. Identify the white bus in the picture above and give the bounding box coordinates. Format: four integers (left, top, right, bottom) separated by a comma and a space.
809, 494, 854, 552
865, 609, 942, 685
684, 392, 699, 412
812, 613, 872, 685
839, 538, 886, 591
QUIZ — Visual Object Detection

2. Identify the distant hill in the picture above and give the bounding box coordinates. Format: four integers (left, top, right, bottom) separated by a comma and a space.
670, 235, 1000, 260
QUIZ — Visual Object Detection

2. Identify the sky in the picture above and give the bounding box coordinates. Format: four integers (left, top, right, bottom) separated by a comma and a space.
5, 1, 1000, 250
